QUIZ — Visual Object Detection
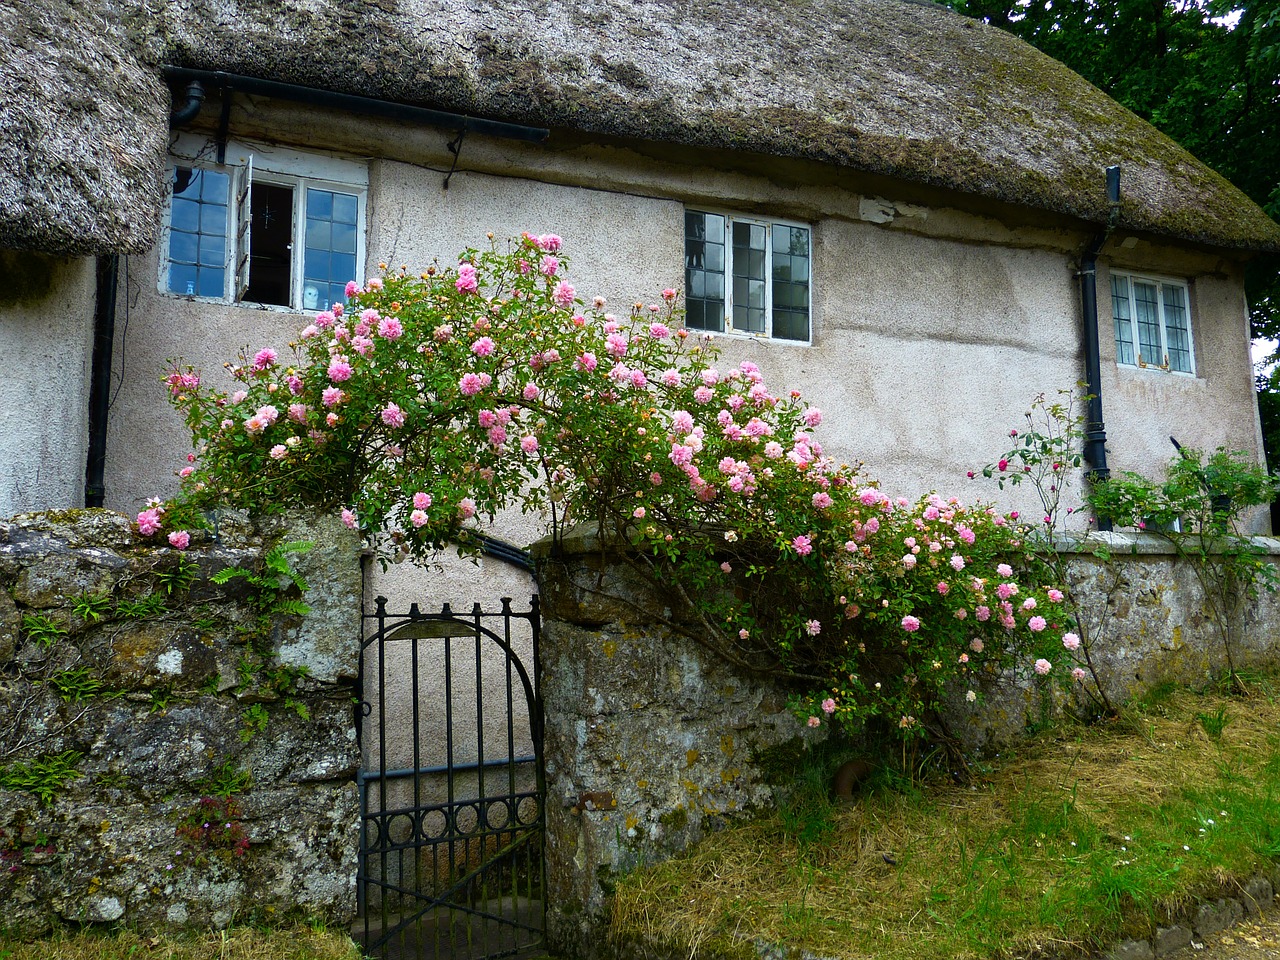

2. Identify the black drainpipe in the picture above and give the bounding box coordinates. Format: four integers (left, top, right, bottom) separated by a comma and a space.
84, 255, 119, 507
1078, 165, 1121, 531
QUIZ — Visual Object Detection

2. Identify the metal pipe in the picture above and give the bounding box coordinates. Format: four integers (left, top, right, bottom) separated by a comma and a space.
169, 79, 206, 126
84, 255, 119, 507
161, 66, 549, 143
1079, 165, 1121, 531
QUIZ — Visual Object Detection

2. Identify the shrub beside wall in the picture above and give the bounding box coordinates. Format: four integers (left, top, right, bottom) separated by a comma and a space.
0, 510, 361, 936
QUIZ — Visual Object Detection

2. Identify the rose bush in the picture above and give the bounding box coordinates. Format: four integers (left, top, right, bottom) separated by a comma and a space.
154, 234, 1073, 746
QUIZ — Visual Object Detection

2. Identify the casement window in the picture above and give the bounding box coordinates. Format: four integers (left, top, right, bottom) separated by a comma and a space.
684, 210, 811, 343
1110, 272, 1194, 374
162, 136, 367, 311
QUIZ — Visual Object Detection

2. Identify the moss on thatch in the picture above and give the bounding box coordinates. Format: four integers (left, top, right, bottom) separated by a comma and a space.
3, 0, 1277, 256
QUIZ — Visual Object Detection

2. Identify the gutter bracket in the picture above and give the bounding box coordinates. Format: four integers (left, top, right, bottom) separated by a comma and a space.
216, 85, 233, 164
443, 127, 466, 190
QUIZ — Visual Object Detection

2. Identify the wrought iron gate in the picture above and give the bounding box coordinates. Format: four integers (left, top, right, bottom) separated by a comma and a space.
356, 596, 545, 960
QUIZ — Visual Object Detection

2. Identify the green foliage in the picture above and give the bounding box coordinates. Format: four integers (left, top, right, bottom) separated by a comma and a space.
72, 592, 112, 624
113, 593, 169, 620
154, 556, 198, 596
239, 704, 270, 742
46, 666, 104, 702
20, 614, 65, 649
1087, 446, 1279, 686
975, 391, 1117, 717
1196, 705, 1232, 742
161, 239, 1074, 754
0, 751, 83, 805
200, 761, 253, 798
212, 541, 313, 622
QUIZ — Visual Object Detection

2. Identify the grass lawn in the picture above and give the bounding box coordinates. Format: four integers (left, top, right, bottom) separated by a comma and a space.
611, 677, 1280, 960
0, 925, 359, 960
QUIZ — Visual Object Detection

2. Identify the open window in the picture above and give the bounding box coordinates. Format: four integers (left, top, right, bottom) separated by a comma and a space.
162, 136, 367, 311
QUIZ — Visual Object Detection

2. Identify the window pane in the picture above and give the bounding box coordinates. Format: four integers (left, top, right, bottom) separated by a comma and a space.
167, 166, 228, 298
197, 267, 225, 298
1133, 280, 1162, 366
300, 189, 359, 306
306, 189, 333, 220
332, 193, 358, 224
169, 230, 198, 264
198, 233, 225, 267
305, 218, 331, 250
685, 210, 725, 332
332, 220, 357, 254
171, 198, 200, 233
1111, 275, 1135, 366
772, 226, 810, 341
1163, 283, 1192, 373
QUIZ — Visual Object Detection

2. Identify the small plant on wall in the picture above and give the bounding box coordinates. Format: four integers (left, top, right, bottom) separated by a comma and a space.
1086, 445, 1278, 693
146, 234, 1078, 759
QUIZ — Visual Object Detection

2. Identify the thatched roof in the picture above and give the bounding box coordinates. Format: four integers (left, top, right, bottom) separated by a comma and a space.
0, 0, 169, 256
5, 0, 1279, 256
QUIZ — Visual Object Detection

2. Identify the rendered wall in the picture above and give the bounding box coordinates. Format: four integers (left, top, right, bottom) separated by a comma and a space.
0, 252, 96, 517
0, 510, 360, 935
95, 106, 1263, 540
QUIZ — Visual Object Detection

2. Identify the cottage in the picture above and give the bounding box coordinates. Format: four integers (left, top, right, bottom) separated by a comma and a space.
3, 0, 1278, 549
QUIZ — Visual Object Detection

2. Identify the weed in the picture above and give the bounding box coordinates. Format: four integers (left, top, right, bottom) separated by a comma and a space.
114, 593, 168, 620
46, 666, 104, 702
212, 541, 313, 621
1196, 705, 1231, 742
239, 704, 269, 742
154, 556, 198, 596
72, 592, 112, 623
201, 762, 253, 798
20, 614, 65, 649
0, 751, 83, 805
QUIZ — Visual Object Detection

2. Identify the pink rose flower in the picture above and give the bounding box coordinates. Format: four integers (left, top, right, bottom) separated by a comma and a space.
901, 615, 920, 632
821, 698, 836, 714
167, 530, 190, 550
381, 403, 406, 428
1062, 632, 1081, 651
1034, 658, 1052, 675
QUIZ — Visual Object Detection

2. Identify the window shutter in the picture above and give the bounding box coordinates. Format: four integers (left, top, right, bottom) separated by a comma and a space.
233, 156, 253, 301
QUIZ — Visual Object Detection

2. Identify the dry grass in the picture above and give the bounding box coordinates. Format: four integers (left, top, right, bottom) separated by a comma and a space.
612, 678, 1280, 960
0, 925, 360, 960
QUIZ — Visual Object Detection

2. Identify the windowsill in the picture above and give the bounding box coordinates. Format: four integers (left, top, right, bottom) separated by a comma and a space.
1115, 362, 1196, 378
160, 290, 321, 315
692, 328, 813, 348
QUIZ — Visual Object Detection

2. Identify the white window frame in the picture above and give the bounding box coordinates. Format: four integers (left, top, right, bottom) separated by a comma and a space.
160, 134, 368, 312
684, 208, 813, 345
1110, 270, 1196, 375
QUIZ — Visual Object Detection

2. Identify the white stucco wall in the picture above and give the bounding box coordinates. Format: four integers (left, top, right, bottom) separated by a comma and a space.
99, 111, 1265, 543
0, 254, 96, 517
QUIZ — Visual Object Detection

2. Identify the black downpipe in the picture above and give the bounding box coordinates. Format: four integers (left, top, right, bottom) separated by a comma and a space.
170, 80, 206, 126
1079, 165, 1121, 531
84, 255, 119, 507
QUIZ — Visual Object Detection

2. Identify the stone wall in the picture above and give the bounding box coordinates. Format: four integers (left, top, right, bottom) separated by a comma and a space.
532, 530, 820, 959
958, 532, 1280, 746
0, 509, 361, 936
531, 530, 1280, 959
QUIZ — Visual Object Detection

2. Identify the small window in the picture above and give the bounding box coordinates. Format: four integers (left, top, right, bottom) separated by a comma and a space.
684, 210, 811, 342
162, 139, 366, 312
1111, 272, 1194, 374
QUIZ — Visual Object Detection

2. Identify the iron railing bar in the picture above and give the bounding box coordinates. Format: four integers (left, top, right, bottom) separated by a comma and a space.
356, 755, 536, 784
